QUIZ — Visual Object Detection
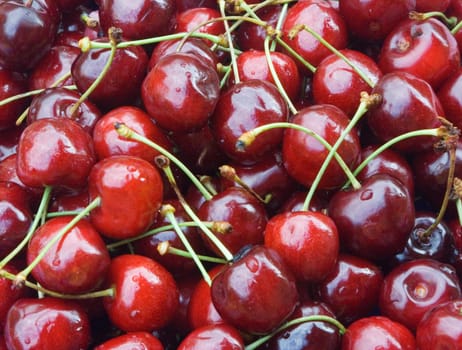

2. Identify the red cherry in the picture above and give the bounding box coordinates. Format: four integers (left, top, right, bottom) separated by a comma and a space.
437, 69, 462, 130
0, 264, 29, 330
49, 188, 90, 213
415, 0, 451, 12
211, 245, 299, 334
103, 254, 179, 332
0, 68, 28, 131
178, 324, 245, 350
142, 52, 220, 132
341, 316, 416, 350
0, 125, 22, 161
175, 7, 225, 46
264, 210, 339, 282
16, 118, 96, 189
4, 297, 91, 350
94, 331, 164, 350
26, 215, 110, 294
88, 155, 163, 239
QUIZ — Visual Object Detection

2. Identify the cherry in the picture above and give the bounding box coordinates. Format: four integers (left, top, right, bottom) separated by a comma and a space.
314, 254, 384, 325
0, 264, 29, 330
338, 0, 416, 42
16, 118, 96, 189
27, 87, 102, 134
379, 258, 462, 331
378, 18, 460, 89
281, 0, 348, 70
341, 316, 416, 350
0, 67, 28, 131
211, 79, 288, 164
103, 254, 179, 332
71, 38, 149, 110
175, 7, 225, 46
198, 186, 268, 255
26, 215, 110, 294
415, 0, 450, 11
367, 72, 443, 154
92, 105, 172, 162
211, 245, 299, 334
94, 331, 164, 350
0, 0, 60, 72
0, 125, 23, 161
415, 299, 462, 349
312, 49, 383, 117
88, 155, 163, 239
282, 104, 361, 189
49, 188, 90, 213
98, 0, 176, 40
264, 210, 339, 282
4, 297, 91, 350
328, 174, 415, 262
261, 300, 341, 350
177, 324, 245, 350
142, 52, 220, 132
437, 69, 462, 130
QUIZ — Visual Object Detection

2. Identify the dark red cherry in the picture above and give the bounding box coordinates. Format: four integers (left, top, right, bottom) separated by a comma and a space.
26, 215, 110, 294
211, 245, 299, 334
281, 0, 348, 70
415, 299, 462, 349
28, 45, 79, 90
198, 186, 268, 255
379, 258, 462, 331
92, 105, 172, 162
95, 331, 164, 350
367, 72, 443, 154
0, 264, 29, 330
48, 188, 90, 213
342, 316, 416, 350
0, 68, 28, 131
437, 69, 462, 130
312, 49, 383, 117
264, 210, 339, 282
282, 104, 361, 189
0, 125, 22, 161
4, 297, 91, 350
142, 52, 220, 132
314, 254, 384, 325
71, 38, 149, 110
378, 18, 460, 89
98, 0, 176, 40
211, 79, 288, 164
88, 155, 163, 239
178, 324, 244, 350
0, 0, 60, 71
416, 0, 450, 11
103, 254, 179, 332
16, 118, 96, 189
328, 174, 415, 262
339, 0, 416, 42
175, 7, 225, 45
27, 87, 101, 134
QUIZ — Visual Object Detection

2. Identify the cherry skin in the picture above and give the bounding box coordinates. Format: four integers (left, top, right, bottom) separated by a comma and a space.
437, 69, 462, 130
88, 155, 164, 239
314, 254, 384, 325
175, 7, 225, 45
211, 79, 288, 164
26, 215, 111, 294
378, 18, 460, 89
0, 264, 29, 330
198, 186, 268, 255
211, 245, 299, 334
94, 331, 164, 350
16, 118, 96, 189
177, 324, 245, 350
92, 105, 172, 162
264, 210, 339, 282
415, 299, 462, 349
0, 68, 28, 131
27, 87, 102, 134
367, 71, 443, 154
379, 258, 462, 331
103, 254, 179, 332
282, 104, 361, 189
48, 188, 90, 213
0, 125, 23, 161
142, 52, 220, 132
415, 0, 450, 11
4, 297, 91, 350
341, 316, 416, 350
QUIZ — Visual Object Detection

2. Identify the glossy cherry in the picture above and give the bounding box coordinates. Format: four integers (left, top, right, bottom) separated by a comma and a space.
175, 7, 225, 45
437, 69, 462, 130
211, 245, 299, 334
88, 155, 163, 239
177, 324, 245, 350
0, 264, 29, 330
94, 331, 164, 350
0, 68, 28, 131
103, 254, 179, 332
142, 52, 220, 132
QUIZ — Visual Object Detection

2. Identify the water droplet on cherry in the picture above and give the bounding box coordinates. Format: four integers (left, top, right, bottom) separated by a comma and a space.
360, 189, 373, 200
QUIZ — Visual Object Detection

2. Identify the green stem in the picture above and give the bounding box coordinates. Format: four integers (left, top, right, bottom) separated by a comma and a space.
0, 85, 76, 107
165, 246, 227, 264
452, 18, 462, 35
457, 198, 462, 227
218, 0, 240, 83
275, 37, 316, 73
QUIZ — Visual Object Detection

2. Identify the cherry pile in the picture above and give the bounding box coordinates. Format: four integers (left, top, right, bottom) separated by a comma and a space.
2, 0, 462, 349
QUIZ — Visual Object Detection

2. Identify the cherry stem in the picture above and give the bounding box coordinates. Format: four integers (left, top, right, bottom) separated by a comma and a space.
456, 197, 462, 227
15, 196, 101, 285
409, 10, 458, 28
155, 155, 234, 261
276, 37, 316, 73
114, 122, 213, 200
452, 18, 462, 35
0, 85, 76, 108
159, 244, 227, 264
245, 315, 346, 350
80, 12, 99, 29
0, 186, 52, 270
218, 0, 241, 83
236, 122, 360, 192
